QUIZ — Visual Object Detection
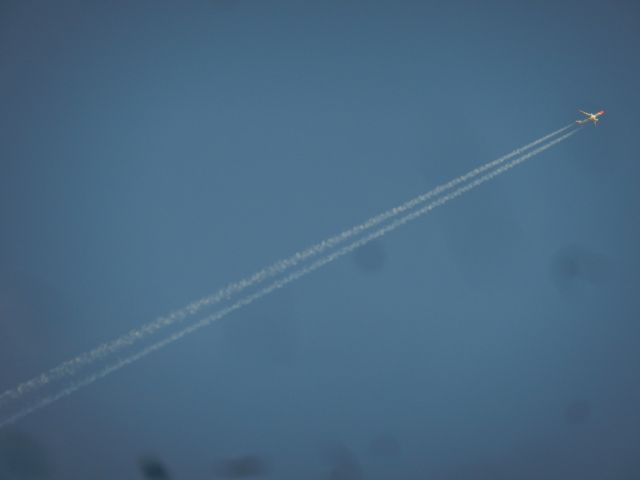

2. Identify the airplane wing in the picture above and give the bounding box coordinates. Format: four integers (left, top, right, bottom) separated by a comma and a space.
579, 110, 590, 116
576, 119, 588, 124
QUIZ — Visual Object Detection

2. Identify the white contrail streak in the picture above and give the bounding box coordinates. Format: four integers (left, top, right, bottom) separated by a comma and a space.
0, 123, 574, 408
0, 127, 581, 429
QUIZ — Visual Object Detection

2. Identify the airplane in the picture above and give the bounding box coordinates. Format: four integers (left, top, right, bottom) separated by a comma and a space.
576, 109, 605, 126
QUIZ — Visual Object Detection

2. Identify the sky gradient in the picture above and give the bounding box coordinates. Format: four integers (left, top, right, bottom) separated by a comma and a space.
1, 1, 639, 478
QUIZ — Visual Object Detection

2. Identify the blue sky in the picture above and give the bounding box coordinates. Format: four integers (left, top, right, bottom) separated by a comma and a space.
1, 1, 639, 478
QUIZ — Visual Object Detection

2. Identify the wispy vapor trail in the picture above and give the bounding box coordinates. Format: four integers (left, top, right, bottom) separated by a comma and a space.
0, 123, 574, 409
0, 127, 581, 428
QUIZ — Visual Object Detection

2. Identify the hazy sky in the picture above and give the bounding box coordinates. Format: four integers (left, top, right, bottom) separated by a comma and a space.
1, 1, 639, 478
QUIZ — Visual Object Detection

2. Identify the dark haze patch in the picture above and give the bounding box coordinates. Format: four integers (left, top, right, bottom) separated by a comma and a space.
323, 444, 364, 480
138, 456, 171, 479
214, 454, 270, 478
0, 430, 51, 479
550, 244, 611, 293
353, 240, 387, 273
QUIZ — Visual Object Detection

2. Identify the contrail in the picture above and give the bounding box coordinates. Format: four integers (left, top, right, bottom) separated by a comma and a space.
0, 127, 581, 429
0, 123, 574, 409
